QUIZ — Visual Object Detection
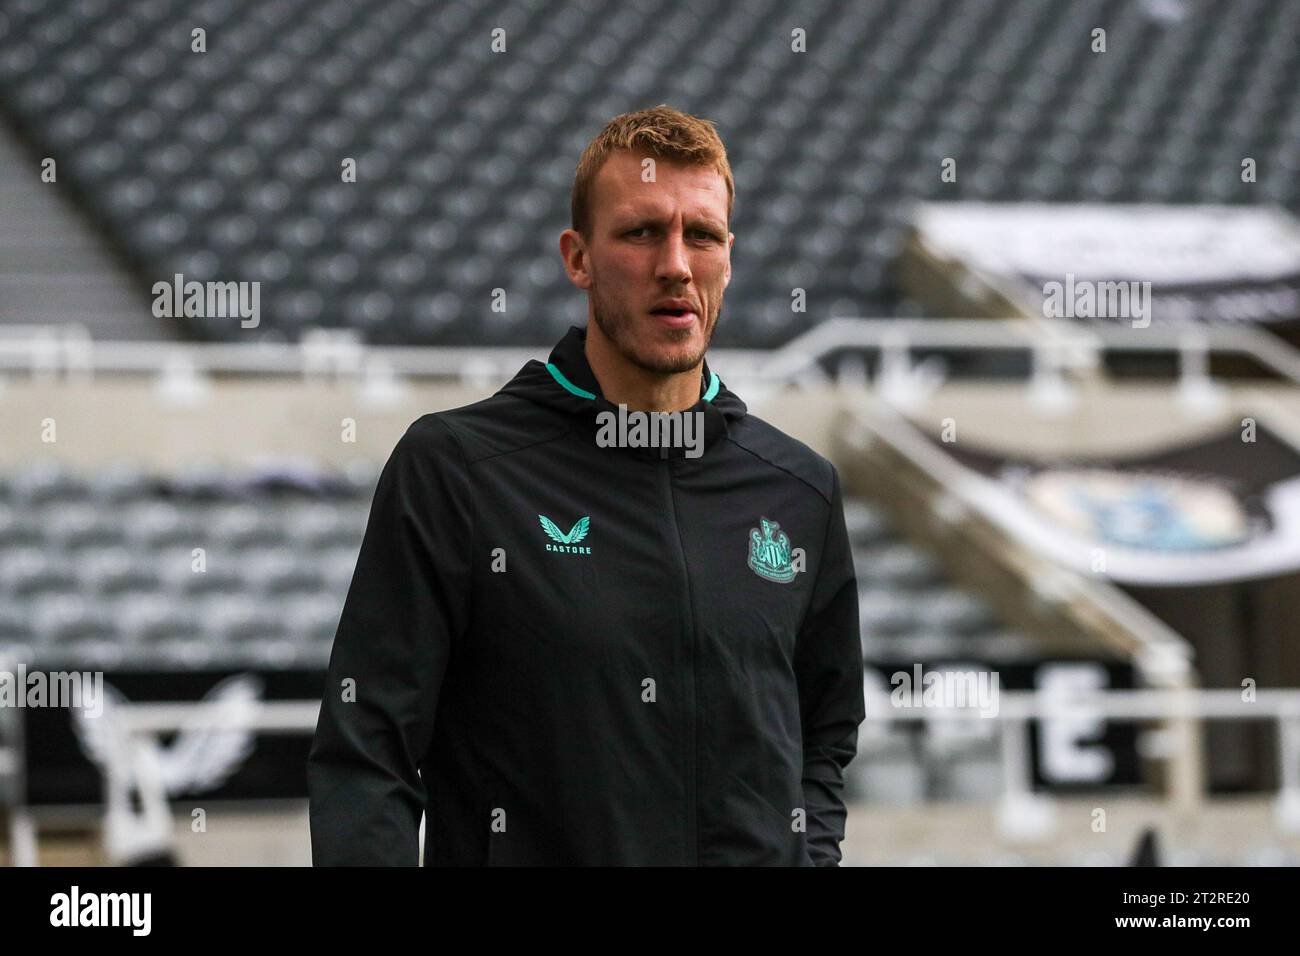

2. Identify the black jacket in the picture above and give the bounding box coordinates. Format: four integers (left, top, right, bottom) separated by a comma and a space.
307, 325, 865, 866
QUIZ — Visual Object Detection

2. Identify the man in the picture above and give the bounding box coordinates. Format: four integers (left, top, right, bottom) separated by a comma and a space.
308, 104, 865, 866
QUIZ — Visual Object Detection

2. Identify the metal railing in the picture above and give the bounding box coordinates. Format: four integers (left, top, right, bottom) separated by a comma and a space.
0, 656, 36, 867
7, 686, 1292, 864
5, 317, 1298, 392
863, 687, 1300, 840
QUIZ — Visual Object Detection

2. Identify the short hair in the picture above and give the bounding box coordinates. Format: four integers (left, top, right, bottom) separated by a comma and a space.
570, 104, 734, 238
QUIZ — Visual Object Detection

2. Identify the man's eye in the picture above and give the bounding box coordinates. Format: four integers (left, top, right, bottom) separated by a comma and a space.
623, 227, 718, 240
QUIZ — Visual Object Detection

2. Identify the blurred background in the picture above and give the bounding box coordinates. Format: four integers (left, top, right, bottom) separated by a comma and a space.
2, 0, 1300, 866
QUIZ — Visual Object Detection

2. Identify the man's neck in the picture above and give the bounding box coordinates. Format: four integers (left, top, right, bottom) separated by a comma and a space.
584, 325, 703, 414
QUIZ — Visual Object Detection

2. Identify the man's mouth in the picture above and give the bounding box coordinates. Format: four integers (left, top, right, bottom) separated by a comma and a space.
650, 301, 698, 328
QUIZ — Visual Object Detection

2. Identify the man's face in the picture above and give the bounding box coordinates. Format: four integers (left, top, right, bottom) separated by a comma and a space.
564, 150, 734, 375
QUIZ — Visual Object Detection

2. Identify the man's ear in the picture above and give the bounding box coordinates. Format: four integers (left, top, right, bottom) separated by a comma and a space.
559, 228, 592, 290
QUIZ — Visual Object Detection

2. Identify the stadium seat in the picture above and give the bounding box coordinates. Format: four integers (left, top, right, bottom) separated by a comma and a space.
0, 0, 1293, 346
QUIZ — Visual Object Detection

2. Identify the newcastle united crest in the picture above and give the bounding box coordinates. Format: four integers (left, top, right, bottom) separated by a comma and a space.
748, 517, 796, 583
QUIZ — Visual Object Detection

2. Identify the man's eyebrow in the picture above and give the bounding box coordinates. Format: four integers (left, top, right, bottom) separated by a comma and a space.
614, 212, 726, 233
689, 218, 727, 233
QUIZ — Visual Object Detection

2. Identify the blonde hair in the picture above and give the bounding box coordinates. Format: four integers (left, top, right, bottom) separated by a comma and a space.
570, 104, 734, 237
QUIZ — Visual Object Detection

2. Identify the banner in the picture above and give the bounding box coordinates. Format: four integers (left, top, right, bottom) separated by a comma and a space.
911, 202, 1300, 327
931, 422, 1300, 586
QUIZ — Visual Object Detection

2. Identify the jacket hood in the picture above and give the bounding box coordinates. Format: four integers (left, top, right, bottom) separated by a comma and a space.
496, 325, 747, 459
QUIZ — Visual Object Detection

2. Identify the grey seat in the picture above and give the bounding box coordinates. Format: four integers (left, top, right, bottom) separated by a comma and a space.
283, 502, 366, 552
282, 592, 344, 645
7, 461, 91, 506
1, 548, 80, 598
42, 503, 125, 553
89, 463, 162, 504
121, 501, 204, 550
159, 546, 245, 597
206, 503, 290, 551
319, 547, 361, 593
0, 605, 36, 664
0, 503, 45, 548
79, 546, 163, 597
197, 594, 287, 643
240, 547, 327, 596
29, 593, 118, 646
113, 594, 201, 645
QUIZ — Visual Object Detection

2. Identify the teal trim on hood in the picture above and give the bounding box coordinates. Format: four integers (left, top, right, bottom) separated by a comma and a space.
545, 362, 597, 400
702, 370, 720, 403
546, 361, 721, 404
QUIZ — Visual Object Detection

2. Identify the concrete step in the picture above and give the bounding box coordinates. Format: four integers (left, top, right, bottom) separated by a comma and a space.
0, 117, 175, 341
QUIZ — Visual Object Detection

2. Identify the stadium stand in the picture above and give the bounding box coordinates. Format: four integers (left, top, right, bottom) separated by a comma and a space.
3, 321, 1299, 863
1, 0, 1298, 347
3, 0, 1300, 868
0, 460, 371, 671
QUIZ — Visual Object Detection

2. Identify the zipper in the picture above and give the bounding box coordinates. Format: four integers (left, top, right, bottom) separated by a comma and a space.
660, 456, 698, 864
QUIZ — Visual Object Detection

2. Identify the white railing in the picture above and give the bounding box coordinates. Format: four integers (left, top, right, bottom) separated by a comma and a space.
4, 317, 1299, 393
0, 323, 776, 387
4, 686, 1297, 864
759, 316, 1300, 389
864, 688, 1300, 840
0, 656, 36, 867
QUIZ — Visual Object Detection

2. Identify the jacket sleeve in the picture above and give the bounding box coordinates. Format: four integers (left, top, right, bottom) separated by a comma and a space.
307, 414, 474, 865
794, 464, 865, 866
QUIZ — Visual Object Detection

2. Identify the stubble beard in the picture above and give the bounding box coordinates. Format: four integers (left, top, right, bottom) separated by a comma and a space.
589, 281, 721, 375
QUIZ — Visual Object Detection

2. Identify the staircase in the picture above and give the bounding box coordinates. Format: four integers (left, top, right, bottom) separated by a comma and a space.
0, 122, 175, 341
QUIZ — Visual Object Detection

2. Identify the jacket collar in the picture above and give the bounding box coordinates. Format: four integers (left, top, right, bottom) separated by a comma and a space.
544, 324, 720, 405
498, 325, 745, 460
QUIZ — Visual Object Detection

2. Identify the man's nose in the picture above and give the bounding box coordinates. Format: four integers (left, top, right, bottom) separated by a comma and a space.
656, 231, 692, 284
